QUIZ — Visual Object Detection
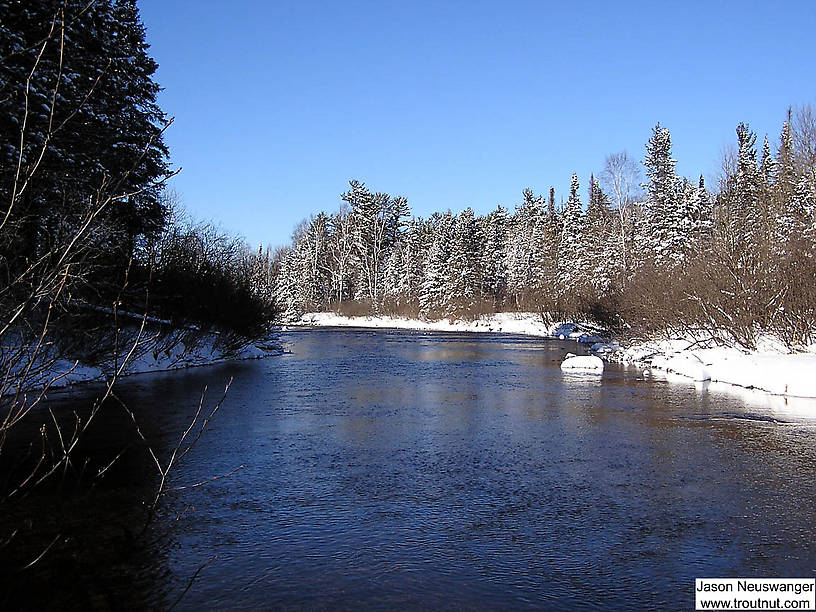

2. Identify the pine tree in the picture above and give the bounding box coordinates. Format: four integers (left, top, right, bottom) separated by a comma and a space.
0, 0, 170, 265
326, 210, 355, 307
447, 208, 480, 316
690, 175, 713, 243
398, 218, 425, 312
558, 173, 585, 291
642, 123, 685, 266
381, 244, 405, 311
506, 189, 544, 306
733, 122, 761, 244
343, 180, 398, 309
481, 206, 509, 309
585, 175, 616, 293
760, 134, 776, 185
774, 113, 801, 242
419, 212, 454, 318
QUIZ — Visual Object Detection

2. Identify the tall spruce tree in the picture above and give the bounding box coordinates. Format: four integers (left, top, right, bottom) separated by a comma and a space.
558, 173, 585, 291
642, 123, 684, 266
482, 206, 509, 309
733, 122, 762, 244
0, 0, 170, 266
447, 208, 480, 316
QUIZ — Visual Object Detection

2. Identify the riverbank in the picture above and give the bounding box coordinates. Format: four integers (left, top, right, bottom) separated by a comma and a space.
5, 329, 279, 394
295, 312, 816, 400
617, 336, 816, 399
295, 311, 557, 336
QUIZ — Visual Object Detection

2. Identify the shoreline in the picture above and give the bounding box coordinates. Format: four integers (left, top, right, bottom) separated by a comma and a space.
292, 311, 559, 337
7, 334, 280, 395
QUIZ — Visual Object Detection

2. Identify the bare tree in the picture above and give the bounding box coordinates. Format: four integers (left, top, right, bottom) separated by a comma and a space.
601, 151, 641, 277
791, 103, 816, 176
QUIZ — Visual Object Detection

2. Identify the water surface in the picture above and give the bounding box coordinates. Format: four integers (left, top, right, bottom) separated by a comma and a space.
3, 329, 815, 610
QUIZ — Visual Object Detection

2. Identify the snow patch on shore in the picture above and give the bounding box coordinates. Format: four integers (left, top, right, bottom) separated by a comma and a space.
5, 332, 278, 394
296, 312, 557, 337
618, 337, 816, 399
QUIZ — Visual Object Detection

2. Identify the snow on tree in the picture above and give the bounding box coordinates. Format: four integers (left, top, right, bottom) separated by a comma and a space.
481, 206, 509, 309
602, 151, 641, 277
506, 189, 545, 306
326, 209, 355, 307
557, 173, 585, 291
0, 0, 170, 265
275, 248, 304, 321
343, 180, 401, 309
398, 218, 425, 312
446, 208, 481, 316
732, 122, 762, 244
419, 212, 454, 318
585, 175, 617, 293
641, 123, 687, 266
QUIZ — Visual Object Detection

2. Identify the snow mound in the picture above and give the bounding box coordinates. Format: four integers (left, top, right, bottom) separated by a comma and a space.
560, 354, 604, 372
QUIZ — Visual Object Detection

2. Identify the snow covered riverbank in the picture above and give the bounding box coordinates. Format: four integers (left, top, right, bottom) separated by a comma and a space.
617, 337, 816, 399
295, 311, 556, 336
5, 331, 279, 394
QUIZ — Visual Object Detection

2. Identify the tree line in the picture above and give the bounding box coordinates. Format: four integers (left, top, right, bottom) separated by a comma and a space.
272, 108, 816, 350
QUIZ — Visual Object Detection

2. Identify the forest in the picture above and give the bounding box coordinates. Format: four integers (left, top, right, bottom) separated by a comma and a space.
0, 0, 277, 390
272, 110, 816, 351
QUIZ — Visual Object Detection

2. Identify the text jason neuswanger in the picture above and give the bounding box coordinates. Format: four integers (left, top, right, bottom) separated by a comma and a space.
697, 581, 814, 595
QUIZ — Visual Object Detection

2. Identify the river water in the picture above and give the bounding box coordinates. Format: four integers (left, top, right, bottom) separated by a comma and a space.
2, 328, 816, 610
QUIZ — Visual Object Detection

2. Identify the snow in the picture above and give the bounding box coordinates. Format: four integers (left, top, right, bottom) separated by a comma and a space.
618, 336, 816, 399
560, 354, 604, 372
3, 330, 279, 395
296, 312, 557, 337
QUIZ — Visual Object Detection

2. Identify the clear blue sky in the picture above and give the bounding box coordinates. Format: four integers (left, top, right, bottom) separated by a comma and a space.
139, 0, 816, 249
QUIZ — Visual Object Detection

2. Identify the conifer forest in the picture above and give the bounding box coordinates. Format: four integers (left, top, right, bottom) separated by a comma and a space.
273, 113, 816, 350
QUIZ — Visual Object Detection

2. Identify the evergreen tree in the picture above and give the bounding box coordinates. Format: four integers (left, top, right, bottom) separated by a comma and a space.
506, 188, 544, 306
343, 180, 398, 308
558, 173, 585, 291
760, 134, 776, 185
420, 212, 454, 317
586, 176, 616, 293
481, 206, 509, 309
0, 0, 169, 265
642, 123, 684, 266
733, 122, 761, 243
774, 113, 801, 241
326, 210, 355, 307
447, 208, 480, 316
398, 218, 425, 312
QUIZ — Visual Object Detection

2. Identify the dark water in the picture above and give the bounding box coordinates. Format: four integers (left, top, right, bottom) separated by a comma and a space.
2, 328, 816, 610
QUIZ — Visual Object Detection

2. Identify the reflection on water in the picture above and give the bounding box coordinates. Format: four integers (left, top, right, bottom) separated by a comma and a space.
2, 329, 815, 610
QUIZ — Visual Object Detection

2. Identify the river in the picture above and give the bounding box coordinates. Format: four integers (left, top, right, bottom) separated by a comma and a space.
2, 328, 815, 610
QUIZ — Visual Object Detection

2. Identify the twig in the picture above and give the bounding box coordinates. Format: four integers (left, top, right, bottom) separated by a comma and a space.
168, 555, 217, 611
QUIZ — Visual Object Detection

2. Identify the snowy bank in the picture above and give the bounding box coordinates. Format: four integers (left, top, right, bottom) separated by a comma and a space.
4, 330, 280, 394
617, 337, 816, 399
296, 312, 557, 337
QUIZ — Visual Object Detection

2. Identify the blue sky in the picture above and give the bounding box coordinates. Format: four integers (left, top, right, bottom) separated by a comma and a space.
139, 0, 816, 249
